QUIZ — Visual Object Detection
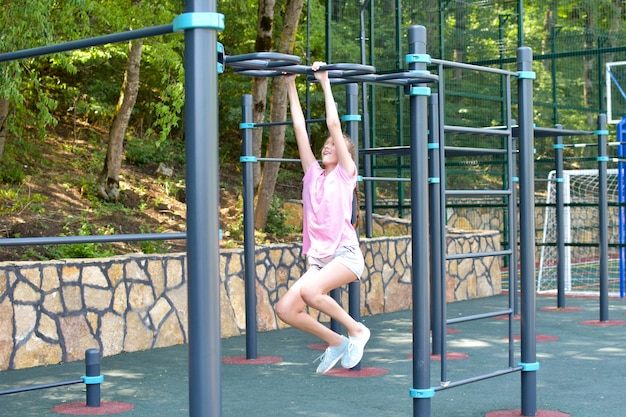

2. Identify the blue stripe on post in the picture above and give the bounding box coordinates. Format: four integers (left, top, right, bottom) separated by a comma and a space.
409, 387, 435, 398
518, 361, 540, 372
517, 71, 536, 80
173, 12, 225, 32
341, 114, 362, 122
405, 54, 432, 64
82, 375, 104, 384
409, 87, 431, 96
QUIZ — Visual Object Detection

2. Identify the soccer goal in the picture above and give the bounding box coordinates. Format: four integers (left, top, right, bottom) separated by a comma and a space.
606, 61, 626, 124
538, 169, 623, 295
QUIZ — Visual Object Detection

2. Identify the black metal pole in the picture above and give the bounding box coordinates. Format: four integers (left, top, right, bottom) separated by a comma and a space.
183, 1, 222, 416
85, 349, 101, 407
407, 25, 432, 417
554, 126, 566, 307
598, 114, 610, 321
517, 46, 537, 417
345, 83, 363, 370
428, 93, 442, 357
241, 94, 258, 358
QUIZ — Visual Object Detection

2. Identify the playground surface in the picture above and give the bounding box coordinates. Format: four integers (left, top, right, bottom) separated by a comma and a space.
1, 294, 625, 417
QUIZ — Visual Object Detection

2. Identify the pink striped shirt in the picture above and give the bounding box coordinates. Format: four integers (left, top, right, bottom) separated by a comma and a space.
302, 162, 359, 258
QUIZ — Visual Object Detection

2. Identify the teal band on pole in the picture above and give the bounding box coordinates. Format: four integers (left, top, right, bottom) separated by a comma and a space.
240, 156, 258, 162
428, 177, 440, 183
405, 53, 432, 64
173, 12, 225, 32
410, 387, 435, 398
553, 144, 565, 149
597, 156, 610, 162
517, 71, 536, 80
512, 176, 519, 182
555, 178, 564, 183
81, 375, 104, 385
240, 122, 255, 129
341, 114, 362, 122
217, 43, 224, 74
518, 362, 540, 372
428, 143, 439, 149
595, 129, 609, 135
409, 87, 431, 96
357, 175, 364, 182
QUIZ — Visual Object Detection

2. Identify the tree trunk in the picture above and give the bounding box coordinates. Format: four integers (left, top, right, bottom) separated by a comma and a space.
251, 0, 276, 189
254, 0, 305, 230
98, 40, 143, 201
582, 6, 594, 127
0, 98, 9, 163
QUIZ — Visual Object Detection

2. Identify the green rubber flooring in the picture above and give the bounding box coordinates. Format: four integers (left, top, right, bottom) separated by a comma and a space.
1, 294, 625, 417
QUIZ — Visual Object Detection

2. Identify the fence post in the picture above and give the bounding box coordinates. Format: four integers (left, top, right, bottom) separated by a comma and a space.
84, 349, 102, 407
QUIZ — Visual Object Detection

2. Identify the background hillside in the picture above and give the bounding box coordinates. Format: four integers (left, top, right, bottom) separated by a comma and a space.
0, 120, 302, 261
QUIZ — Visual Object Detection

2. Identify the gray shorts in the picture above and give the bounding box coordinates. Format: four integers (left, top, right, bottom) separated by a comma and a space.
307, 245, 365, 279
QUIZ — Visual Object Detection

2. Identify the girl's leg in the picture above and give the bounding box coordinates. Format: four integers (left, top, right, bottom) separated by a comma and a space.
298, 259, 364, 338
275, 269, 344, 346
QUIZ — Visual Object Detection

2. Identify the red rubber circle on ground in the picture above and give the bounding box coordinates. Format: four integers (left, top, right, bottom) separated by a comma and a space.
324, 366, 388, 378
506, 334, 559, 342
580, 319, 626, 327
307, 343, 328, 351
406, 352, 468, 360
540, 306, 583, 312
53, 401, 134, 415
221, 355, 283, 364
486, 410, 572, 417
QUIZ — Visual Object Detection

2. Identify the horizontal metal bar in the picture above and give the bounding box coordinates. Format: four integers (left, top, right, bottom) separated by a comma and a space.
444, 125, 512, 137
0, 233, 186, 247
435, 367, 522, 391
250, 118, 326, 128
256, 158, 302, 163
447, 309, 514, 325
446, 189, 512, 196
360, 176, 411, 182
431, 58, 518, 76
445, 146, 510, 157
445, 249, 513, 261
0, 379, 83, 396
0, 25, 173, 63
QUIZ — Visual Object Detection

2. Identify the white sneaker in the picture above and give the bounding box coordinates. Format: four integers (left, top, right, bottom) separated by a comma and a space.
341, 323, 371, 369
315, 336, 349, 374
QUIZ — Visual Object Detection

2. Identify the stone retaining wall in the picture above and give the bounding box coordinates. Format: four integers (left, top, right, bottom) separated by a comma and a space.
0, 229, 500, 371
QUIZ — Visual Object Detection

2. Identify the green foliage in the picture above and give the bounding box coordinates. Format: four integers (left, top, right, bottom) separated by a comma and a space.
264, 196, 295, 237
0, 186, 47, 215
125, 134, 185, 166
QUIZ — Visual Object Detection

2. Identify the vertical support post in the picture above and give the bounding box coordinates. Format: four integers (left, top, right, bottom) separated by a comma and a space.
554, 126, 566, 308
597, 114, 610, 321
428, 93, 442, 357
359, 1, 374, 238
241, 94, 258, 359
619, 117, 626, 299
407, 25, 433, 417
183, 2, 222, 416
84, 349, 101, 407
345, 83, 363, 369
517, 46, 537, 417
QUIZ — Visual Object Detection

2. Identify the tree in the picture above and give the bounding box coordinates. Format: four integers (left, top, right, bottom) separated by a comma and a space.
0, 1, 91, 179
253, 0, 306, 231
97, 40, 143, 201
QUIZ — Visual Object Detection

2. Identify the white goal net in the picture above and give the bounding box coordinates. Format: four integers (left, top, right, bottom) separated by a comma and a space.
538, 169, 622, 295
